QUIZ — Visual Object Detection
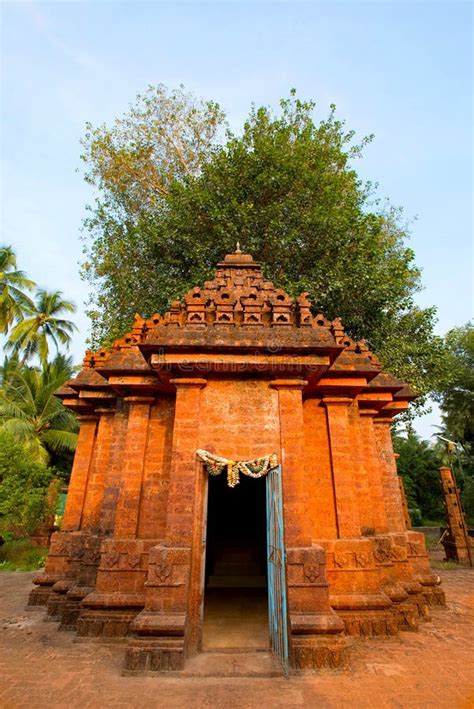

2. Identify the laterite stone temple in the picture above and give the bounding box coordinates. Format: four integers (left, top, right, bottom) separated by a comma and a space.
28, 247, 445, 675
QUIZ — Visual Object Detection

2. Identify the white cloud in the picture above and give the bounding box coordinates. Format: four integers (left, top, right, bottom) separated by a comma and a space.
21, 1, 101, 72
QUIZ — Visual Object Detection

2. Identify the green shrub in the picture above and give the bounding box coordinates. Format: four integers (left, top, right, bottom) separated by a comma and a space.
0, 539, 47, 571
409, 507, 423, 527
0, 431, 56, 537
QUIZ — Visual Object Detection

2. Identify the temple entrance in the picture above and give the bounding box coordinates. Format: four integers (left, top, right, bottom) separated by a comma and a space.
203, 471, 269, 650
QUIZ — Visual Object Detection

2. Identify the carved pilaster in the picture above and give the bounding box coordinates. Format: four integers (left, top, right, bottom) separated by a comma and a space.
323, 397, 361, 538
114, 396, 155, 539
373, 418, 406, 533
123, 377, 207, 673
270, 379, 310, 547
28, 414, 98, 609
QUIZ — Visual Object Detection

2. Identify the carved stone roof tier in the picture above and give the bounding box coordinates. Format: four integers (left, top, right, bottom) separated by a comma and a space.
61, 248, 415, 417
140, 248, 336, 333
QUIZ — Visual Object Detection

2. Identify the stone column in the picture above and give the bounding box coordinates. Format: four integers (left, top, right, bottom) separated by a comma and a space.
397, 472, 412, 530
269, 380, 346, 670
358, 410, 388, 534
99, 399, 129, 535
77, 396, 155, 639
60, 408, 116, 629
373, 418, 405, 534
323, 397, 361, 538
81, 408, 115, 533
439, 466, 471, 563
270, 379, 311, 547
347, 406, 373, 535
321, 401, 395, 636
28, 414, 98, 608
114, 396, 155, 539
164, 379, 208, 546
124, 378, 208, 673
61, 414, 99, 532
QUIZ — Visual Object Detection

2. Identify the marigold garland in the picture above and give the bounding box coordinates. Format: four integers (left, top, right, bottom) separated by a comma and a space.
196, 449, 278, 488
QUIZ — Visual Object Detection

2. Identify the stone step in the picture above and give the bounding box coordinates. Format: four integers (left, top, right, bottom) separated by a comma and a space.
181, 650, 283, 678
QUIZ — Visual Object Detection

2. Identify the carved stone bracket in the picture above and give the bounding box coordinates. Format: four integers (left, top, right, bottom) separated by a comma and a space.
145, 546, 191, 589
286, 546, 327, 587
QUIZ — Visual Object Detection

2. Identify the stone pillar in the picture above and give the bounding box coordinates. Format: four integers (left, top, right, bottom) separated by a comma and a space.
77, 397, 156, 639
323, 397, 361, 538
347, 406, 373, 535
81, 409, 115, 533
270, 379, 311, 547
61, 415, 99, 532
163, 379, 207, 547
60, 408, 115, 629
303, 398, 338, 539
358, 411, 388, 534
99, 399, 129, 535
366, 431, 445, 610
27, 414, 98, 608
114, 396, 154, 539
320, 403, 398, 637
124, 378, 207, 673
270, 380, 346, 670
439, 466, 471, 563
397, 473, 412, 530
373, 419, 405, 533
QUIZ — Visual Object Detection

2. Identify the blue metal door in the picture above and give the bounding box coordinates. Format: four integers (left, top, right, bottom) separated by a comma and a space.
266, 464, 290, 676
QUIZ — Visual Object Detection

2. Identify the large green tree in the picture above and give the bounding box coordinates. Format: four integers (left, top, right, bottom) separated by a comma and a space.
438, 322, 474, 446
81, 84, 225, 338
81, 88, 449, 406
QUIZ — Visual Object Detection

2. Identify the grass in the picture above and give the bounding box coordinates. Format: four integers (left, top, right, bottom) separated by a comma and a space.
0, 539, 47, 571
424, 532, 443, 550
430, 559, 470, 570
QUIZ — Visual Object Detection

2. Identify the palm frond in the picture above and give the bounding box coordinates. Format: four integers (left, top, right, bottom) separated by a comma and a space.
41, 428, 78, 453
0, 417, 36, 440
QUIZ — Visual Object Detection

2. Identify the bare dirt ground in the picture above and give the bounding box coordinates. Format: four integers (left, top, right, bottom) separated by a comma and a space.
1, 567, 473, 709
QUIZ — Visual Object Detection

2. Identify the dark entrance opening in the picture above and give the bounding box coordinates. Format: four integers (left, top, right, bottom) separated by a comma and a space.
203, 472, 269, 650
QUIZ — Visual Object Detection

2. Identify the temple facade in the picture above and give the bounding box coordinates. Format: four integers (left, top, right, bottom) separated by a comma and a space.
28, 248, 445, 675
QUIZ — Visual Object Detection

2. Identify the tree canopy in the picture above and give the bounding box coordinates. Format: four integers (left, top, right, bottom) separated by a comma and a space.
81, 87, 450, 408
438, 322, 474, 446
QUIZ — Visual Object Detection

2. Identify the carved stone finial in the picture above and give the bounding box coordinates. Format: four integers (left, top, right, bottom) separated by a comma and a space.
236, 241, 241, 254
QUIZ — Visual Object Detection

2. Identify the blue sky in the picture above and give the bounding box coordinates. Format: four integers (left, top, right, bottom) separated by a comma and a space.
1, 1, 472, 437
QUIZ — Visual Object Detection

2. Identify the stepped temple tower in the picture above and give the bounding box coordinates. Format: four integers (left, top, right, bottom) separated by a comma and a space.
28, 247, 445, 675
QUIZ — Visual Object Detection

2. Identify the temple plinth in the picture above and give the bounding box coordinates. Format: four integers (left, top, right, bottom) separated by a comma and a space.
28, 248, 445, 674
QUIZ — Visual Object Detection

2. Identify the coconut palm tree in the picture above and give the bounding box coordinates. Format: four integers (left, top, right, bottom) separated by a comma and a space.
6, 289, 77, 365
0, 246, 35, 333
0, 353, 21, 388
0, 354, 78, 465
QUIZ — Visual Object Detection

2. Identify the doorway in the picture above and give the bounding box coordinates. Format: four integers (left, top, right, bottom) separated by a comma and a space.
203, 471, 269, 650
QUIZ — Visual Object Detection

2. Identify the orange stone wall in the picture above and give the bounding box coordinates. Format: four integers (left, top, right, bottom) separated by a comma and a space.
27, 248, 446, 673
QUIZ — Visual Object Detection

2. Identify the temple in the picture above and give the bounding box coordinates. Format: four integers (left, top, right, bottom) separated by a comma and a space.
28, 247, 445, 674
